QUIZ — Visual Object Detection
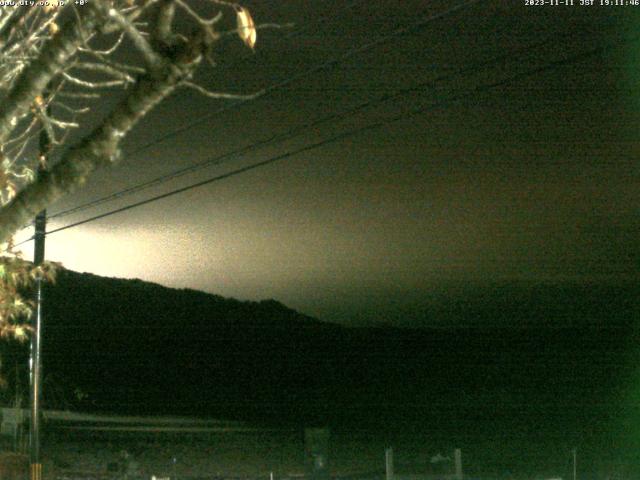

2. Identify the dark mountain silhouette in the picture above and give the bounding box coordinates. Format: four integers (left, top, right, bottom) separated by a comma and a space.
0, 269, 637, 458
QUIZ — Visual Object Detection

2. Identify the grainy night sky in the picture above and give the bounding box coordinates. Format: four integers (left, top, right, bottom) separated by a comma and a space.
15, 0, 640, 326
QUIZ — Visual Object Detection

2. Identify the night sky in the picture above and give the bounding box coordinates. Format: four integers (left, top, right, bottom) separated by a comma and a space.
15, 1, 640, 326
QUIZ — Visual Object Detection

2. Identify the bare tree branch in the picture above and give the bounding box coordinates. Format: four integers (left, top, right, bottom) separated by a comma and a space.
151, 0, 176, 46
101, 5, 163, 70
0, 6, 30, 51
181, 81, 263, 100
0, 0, 265, 342
0, 32, 207, 244
71, 62, 136, 83
62, 72, 128, 89
0, 3, 102, 144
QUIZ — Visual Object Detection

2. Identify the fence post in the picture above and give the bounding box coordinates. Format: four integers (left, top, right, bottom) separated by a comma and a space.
454, 448, 462, 480
385, 448, 394, 480
305, 428, 330, 480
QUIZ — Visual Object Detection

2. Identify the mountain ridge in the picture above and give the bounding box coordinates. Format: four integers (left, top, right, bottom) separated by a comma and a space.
0, 268, 635, 443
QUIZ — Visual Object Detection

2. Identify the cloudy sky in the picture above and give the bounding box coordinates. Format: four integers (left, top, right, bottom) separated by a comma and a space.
15, 0, 640, 326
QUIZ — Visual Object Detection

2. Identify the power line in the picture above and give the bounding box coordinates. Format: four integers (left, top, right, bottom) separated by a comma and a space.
21, 35, 626, 244
47, 0, 484, 220
48, 12, 618, 223
126, 0, 483, 154
12, 0, 370, 232
48, 25, 572, 222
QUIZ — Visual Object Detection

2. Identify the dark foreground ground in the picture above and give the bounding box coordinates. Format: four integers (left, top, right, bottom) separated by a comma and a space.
0, 272, 636, 479
29, 428, 637, 480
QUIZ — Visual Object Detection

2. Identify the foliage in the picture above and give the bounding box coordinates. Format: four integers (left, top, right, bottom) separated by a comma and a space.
0, 254, 57, 342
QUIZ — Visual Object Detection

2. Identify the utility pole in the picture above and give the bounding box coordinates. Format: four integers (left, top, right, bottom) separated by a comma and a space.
454, 448, 463, 480
304, 428, 330, 480
30, 104, 50, 480
385, 447, 394, 480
